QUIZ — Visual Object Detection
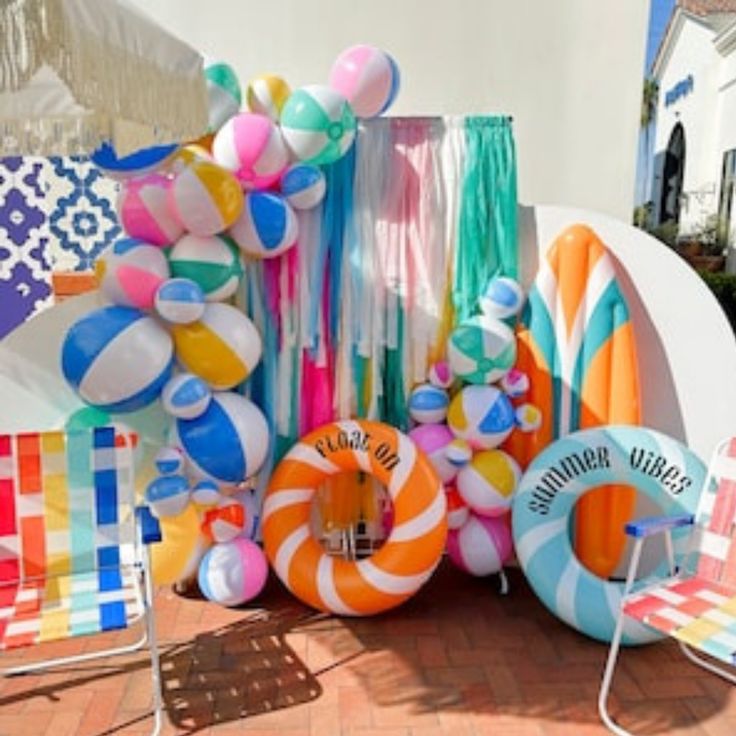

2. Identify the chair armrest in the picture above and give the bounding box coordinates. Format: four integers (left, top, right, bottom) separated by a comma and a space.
625, 514, 694, 539
137, 505, 162, 545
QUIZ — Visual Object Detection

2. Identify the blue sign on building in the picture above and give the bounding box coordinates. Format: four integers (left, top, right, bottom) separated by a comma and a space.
665, 75, 694, 107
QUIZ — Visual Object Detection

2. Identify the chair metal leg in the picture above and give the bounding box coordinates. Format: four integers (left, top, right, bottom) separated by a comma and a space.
679, 642, 736, 685
598, 612, 635, 736
142, 548, 163, 736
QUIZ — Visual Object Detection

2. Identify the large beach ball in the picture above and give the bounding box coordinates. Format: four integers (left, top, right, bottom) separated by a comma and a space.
169, 159, 244, 236
198, 538, 268, 607
62, 306, 174, 413
174, 392, 270, 485
456, 449, 520, 517
328, 45, 400, 118
117, 174, 184, 247
96, 238, 170, 310
479, 276, 525, 320
172, 303, 262, 390
145, 474, 190, 518
447, 385, 516, 450
446, 513, 512, 577
246, 74, 291, 121
229, 192, 298, 259
407, 383, 449, 425
205, 60, 242, 133
213, 113, 289, 190
161, 373, 212, 419
91, 141, 179, 180
151, 504, 210, 585
280, 85, 357, 166
409, 423, 457, 484
448, 314, 516, 385
280, 164, 326, 210
168, 233, 244, 302
155, 278, 206, 325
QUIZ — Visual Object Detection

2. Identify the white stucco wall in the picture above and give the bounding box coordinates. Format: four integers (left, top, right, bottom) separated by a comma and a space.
133, 0, 648, 221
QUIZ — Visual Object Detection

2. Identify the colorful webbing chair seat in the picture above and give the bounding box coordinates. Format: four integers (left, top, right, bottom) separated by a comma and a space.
599, 437, 736, 736
0, 427, 163, 735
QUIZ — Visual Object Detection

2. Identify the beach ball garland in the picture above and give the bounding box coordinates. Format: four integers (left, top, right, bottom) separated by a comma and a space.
246, 74, 291, 121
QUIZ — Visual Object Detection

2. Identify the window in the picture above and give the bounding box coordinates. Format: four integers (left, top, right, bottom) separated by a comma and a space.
718, 149, 736, 248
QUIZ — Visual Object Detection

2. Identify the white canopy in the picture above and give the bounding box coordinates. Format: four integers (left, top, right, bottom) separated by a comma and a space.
0, 0, 208, 157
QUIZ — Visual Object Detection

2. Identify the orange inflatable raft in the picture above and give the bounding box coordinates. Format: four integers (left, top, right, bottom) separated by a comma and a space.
262, 420, 447, 615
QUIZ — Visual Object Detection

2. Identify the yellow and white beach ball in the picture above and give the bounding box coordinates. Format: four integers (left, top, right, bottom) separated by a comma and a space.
456, 449, 520, 517
246, 74, 291, 121
447, 385, 516, 449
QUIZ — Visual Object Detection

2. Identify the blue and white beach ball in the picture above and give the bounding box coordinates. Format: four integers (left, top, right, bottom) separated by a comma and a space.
155, 278, 206, 324
447, 314, 516, 385
174, 392, 270, 486
145, 474, 191, 518
447, 385, 516, 450
62, 306, 174, 413
191, 479, 221, 508
408, 384, 449, 425
91, 141, 179, 180
154, 446, 185, 475
479, 276, 525, 320
228, 191, 298, 259
280, 164, 326, 210
162, 373, 212, 420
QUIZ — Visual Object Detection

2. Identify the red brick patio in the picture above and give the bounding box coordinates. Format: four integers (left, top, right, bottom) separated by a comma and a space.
1, 561, 735, 735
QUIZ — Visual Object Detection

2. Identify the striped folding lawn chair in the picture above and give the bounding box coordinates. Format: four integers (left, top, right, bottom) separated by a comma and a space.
0, 427, 163, 735
599, 436, 736, 736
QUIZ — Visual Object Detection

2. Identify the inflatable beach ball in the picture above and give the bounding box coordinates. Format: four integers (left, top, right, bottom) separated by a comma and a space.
500, 368, 530, 399
280, 164, 326, 210
204, 60, 242, 134
447, 385, 516, 450
328, 44, 400, 118
233, 489, 260, 540
229, 191, 298, 259
168, 233, 244, 302
446, 438, 473, 468
172, 303, 262, 390
91, 141, 179, 180
428, 361, 453, 389
155, 278, 206, 325
409, 423, 457, 484
446, 486, 470, 530
169, 159, 243, 236
117, 174, 184, 247
174, 392, 270, 485
198, 538, 268, 607
408, 384, 449, 425
192, 480, 221, 508
448, 314, 516, 385
62, 306, 174, 413
213, 113, 290, 190
280, 85, 357, 166
145, 474, 190, 518
246, 74, 291, 122
447, 513, 513, 577
457, 449, 520, 517
479, 276, 525, 320
96, 238, 170, 310
162, 373, 212, 419
167, 144, 214, 175
154, 446, 185, 475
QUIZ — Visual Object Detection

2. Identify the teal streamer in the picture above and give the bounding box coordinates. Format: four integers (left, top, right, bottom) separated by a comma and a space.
453, 116, 518, 324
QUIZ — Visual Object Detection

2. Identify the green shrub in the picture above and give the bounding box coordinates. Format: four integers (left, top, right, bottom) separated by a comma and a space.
699, 271, 736, 333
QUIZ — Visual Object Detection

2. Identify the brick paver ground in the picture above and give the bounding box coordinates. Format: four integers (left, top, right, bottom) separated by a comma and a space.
1, 561, 735, 735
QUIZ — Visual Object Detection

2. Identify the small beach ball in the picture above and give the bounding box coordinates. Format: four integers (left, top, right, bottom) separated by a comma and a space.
62, 306, 173, 413
212, 113, 290, 190
169, 159, 244, 236
408, 384, 449, 425
198, 538, 268, 607
445, 486, 470, 531
96, 238, 170, 310
428, 361, 453, 389
155, 278, 206, 324
408, 423, 457, 484
328, 45, 400, 118
233, 489, 260, 540
229, 191, 298, 259
448, 314, 516, 385
192, 480, 221, 508
456, 449, 520, 517
201, 497, 245, 543
174, 392, 270, 485
145, 474, 191, 518
91, 141, 179, 180
161, 373, 212, 419
280, 85, 357, 166
204, 60, 242, 133
280, 164, 326, 210
117, 174, 184, 247
172, 303, 262, 390
500, 368, 530, 399
447, 513, 513, 577
246, 74, 291, 121
446, 439, 473, 468
515, 403, 543, 432
168, 233, 244, 302
154, 446, 185, 475
479, 276, 525, 320
447, 385, 516, 450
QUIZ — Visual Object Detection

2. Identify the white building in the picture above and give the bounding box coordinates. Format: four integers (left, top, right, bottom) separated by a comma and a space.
650, 0, 736, 261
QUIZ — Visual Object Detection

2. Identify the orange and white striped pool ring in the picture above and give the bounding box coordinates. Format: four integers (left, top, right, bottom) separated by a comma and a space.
262, 420, 447, 616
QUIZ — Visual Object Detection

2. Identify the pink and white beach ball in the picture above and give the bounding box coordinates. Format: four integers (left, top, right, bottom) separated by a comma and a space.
408, 423, 457, 484
117, 174, 184, 247
446, 513, 513, 577
197, 538, 269, 607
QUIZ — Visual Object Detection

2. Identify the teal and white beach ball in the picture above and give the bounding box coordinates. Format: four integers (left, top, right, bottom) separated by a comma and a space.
204, 60, 242, 134
280, 164, 326, 210
162, 373, 212, 420
228, 191, 298, 259
447, 385, 516, 450
448, 314, 516, 385
61, 306, 173, 413
280, 85, 357, 166
155, 278, 206, 324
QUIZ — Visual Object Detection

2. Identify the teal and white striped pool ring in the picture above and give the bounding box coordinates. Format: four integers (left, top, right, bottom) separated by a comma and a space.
512, 426, 706, 645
